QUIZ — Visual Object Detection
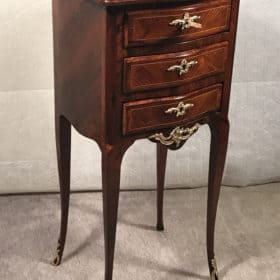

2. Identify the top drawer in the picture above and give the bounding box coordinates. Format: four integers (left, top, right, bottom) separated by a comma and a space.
124, 0, 231, 47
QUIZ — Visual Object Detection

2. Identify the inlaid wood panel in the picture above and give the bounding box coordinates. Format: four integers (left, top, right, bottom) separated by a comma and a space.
124, 0, 231, 47
123, 84, 222, 134
124, 42, 228, 93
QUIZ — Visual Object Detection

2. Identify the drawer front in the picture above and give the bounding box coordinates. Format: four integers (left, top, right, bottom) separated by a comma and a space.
124, 42, 228, 93
124, 0, 231, 47
123, 85, 222, 135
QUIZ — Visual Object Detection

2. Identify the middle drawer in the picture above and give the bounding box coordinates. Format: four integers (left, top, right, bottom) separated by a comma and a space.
124, 42, 228, 93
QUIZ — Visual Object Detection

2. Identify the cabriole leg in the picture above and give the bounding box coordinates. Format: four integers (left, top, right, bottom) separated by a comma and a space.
101, 142, 132, 280
207, 117, 229, 280
52, 115, 71, 266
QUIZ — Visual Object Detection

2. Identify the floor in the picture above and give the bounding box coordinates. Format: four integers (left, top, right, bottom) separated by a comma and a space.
1, 183, 280, 280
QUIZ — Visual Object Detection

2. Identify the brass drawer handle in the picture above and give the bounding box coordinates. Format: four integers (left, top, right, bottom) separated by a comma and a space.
167, 59, 198, 76
149, 124, 200, 148
169, 13, 202, 31
165, 102, 194, 117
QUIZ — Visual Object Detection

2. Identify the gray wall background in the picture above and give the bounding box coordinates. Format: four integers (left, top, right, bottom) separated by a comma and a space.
0, 0, 280, 193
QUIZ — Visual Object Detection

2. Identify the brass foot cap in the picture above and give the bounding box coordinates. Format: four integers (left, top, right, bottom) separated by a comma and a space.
210, 258, 219, 280
51, 255, 61, 266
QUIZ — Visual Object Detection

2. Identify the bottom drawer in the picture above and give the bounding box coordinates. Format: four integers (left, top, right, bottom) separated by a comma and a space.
122, 84, 222, 135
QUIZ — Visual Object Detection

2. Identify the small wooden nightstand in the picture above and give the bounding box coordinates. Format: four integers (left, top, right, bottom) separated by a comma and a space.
51, 0, 240, 279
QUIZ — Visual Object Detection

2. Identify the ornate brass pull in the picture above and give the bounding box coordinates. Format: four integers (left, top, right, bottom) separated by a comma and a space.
165, 102, 194, 117
167, 59, 198, 76
149, 124, 200, 148
169, 13, 202, 31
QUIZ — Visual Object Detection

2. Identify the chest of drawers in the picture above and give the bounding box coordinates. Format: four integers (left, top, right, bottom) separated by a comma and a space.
51, 0, 240, 279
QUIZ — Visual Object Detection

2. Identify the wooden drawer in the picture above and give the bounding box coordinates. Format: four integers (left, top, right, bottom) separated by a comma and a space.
124, 42, 228, 93
124, 0, 231, 47
123, 84, 222, 135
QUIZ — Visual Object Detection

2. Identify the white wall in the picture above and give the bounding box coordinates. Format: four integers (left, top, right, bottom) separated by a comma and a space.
0, 0, 280, 193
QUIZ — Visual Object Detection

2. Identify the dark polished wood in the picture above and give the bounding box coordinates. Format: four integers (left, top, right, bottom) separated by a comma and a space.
156, 143, 168, 231
52, 0, 240, 279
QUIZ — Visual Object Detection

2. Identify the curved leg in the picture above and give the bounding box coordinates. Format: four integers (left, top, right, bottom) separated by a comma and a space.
207, 116, 229, 280
156, 143, 168, 231
52, 115, 71, 266
102, 142, 132, 280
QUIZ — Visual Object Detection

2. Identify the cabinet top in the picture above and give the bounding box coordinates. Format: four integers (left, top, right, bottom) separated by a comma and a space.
95, 0, 191, 6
